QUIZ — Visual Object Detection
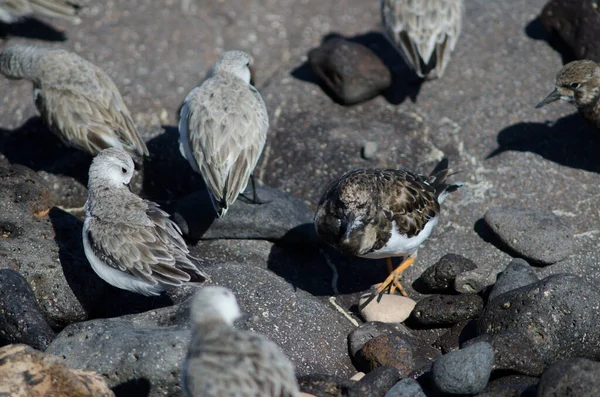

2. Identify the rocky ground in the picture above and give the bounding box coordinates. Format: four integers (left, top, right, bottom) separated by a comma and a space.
2, 0, 600, 396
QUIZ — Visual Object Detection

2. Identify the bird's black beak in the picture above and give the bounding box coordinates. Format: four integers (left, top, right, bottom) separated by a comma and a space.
535, 88, 561, 108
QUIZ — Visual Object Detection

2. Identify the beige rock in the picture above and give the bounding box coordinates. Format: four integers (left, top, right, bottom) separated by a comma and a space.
0, 344, 114, 397
359, 294, 416, 323
350, 372, 366, 381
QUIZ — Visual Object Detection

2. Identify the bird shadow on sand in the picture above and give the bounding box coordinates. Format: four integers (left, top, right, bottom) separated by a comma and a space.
49, 208, 173, 320
291, 31, 423, 106
487, 114, 600, 174
525, 16, 576, 65
0, 18, 67, 42
0, 116, 92, 184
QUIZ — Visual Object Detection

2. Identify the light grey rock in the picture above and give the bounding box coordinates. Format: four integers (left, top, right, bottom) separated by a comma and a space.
385, 378, 426, 397
432, 342, 494, 395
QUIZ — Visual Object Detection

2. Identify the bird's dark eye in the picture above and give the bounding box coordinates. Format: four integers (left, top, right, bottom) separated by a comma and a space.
570, 82, 581, 89
121, 167, 127, 174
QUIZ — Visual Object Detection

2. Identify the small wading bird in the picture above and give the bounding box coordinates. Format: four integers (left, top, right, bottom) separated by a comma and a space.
381, 0, 464, 79
179, 50, 269, 218
314, 159, 461, 296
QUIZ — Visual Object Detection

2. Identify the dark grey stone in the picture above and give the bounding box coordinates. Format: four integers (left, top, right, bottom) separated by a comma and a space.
412, 294, 483, 326
478, 274, 600, 365
475, 375, 538, 397
537, 357, 600, 397
483, 207, 573, 265
348, 322, 415, 358
488, 258, 539, 301
298, 373, 351, 397
455, 268, 499, 294
433, 320, 478, 354
419, 254, 478, 292
348, 366, 401, 397
308, 37, 391, 105
385, 378, 427, 397
432, 342, 495, 395
0, 269, 56, 350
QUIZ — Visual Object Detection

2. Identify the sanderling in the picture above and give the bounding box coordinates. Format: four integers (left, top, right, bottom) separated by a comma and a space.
0, 0, 80, 23
179, 50, 269, 217
181, 286, 300, 397
381, 0, 463, 79
0, 45, 148, 157
314, 159, 461, 296
82, 148, 207, 296
536, 60, 600, 129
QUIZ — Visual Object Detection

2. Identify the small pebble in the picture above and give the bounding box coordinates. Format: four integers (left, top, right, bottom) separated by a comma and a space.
350, 372, 365, 381
385, 378, 426, 397
432, 342, 495, 395
488, 258, 539, 301
361, 141, 378, 160
411, 294, 483, 326
483, 207, 573, 265
420, 253, 477, 292
454, 268, 497, 293
359, 294, 416, 323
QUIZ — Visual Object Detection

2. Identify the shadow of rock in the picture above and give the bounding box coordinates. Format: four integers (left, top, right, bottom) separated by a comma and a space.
112, 378, 151, 397
487, 114, 600, 173
0, 117, 92, 184
291, 31, 422, 106
473, 218, 523, 262
525, 16, 575, 65
49, 208, 173, 320
0, 18, 67, 42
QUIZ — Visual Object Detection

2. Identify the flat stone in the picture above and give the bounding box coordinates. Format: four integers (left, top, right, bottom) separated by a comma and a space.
309, 37, 391, 105
483, 207, 573, 265
0, 344, 114, 397
432, 342, 495, 395
419, 254, 478, 292
411, 294, 483, 326
385, 378, 427, 397
488, 258, 539, 301
0, 269, 55, 350
359, 294, 416, 323
537, 357, 600, 397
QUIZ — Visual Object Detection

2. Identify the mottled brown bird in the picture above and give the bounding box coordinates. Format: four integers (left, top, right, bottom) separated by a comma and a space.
536, 60, 600, 129
0, 0, 80, 23
314, 159, 460, 296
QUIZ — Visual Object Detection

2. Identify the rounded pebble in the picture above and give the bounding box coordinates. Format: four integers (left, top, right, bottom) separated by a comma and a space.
488, 258, 539, 301
385, 378, 426, 397
361, 141, 378, 160
432, 342, 495, 395
420, 253, 477, 292
411, 294, 483, 326
359, 294, 416, 323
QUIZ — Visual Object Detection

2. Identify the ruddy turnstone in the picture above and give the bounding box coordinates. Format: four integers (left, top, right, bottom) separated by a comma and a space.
0, 0, 80, 23
536, 60, 600, 129
181, 286, 300, 397
381, 0, 464, 79
82, 148, 207, 296
0, 45, 148, 157
314, 159, 461, 296
178, 50, 269, 217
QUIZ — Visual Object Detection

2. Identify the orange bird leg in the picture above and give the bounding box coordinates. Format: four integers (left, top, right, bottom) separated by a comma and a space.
375, 255, 417, 297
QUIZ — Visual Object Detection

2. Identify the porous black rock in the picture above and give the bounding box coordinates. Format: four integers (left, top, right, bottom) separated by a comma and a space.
347, 366, 401, 397
478, 274, 600, 365
475, 375, 538, 397
483, 207, 573, 265
308, 37, 392, 105
433, 320, 478, 354
419, 254, 478, 292
432, 342, 495, 395
411, 294, 483, 327
0, 269, 56, 350
537, 357, 600, 397
488, 258, 539, 301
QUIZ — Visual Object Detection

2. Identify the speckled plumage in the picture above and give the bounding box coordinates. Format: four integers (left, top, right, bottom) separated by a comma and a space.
179, 50, 269, 217
0, 0, 80, 23
315, 159, 460, 259
83, 148, 207, 296
181, 287, 299, 397
536, 60, 600, 129
381, 0, 463, 78
0, 45, 148, 157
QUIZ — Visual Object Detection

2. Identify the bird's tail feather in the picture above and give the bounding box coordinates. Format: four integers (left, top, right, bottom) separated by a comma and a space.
428, 158, 462, 203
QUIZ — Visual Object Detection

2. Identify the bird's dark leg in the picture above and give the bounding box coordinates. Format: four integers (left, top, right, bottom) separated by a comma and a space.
240, 174, 269, 205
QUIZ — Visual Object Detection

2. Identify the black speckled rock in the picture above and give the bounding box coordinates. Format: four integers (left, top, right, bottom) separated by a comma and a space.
478, 274, 600, 366
419, 254, 478, 292
0, 269, 56, 350
433, 320, 478, 354
385, 378, 427, 397
537, 358, 600, 397
309, 37, 392, 105
475, 375, 538, 397
488, 259, 539, 301
483, 207, 573, 265
432, 342, 495, 395
348, 366, 401, 397
540, 0, 600, 62
412, 294, 483, 326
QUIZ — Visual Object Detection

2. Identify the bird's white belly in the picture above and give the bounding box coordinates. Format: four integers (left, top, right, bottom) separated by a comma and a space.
360, 216, 439, 259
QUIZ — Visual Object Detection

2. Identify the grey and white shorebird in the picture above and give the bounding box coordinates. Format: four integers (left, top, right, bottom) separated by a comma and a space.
314, 159, 460, 296
181, 286, 300, 397
0, 0, 80, 23
178, 50, 269, 218
82, 148, 208, 296
0, 45, 148, 158
381, 0, 464, 79
536, 60, 600, 129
